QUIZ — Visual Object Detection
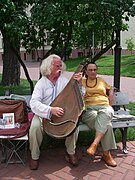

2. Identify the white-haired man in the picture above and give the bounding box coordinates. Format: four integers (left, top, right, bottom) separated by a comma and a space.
29, 54, 84, 170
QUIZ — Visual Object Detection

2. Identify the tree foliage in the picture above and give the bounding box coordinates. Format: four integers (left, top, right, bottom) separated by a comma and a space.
24, 0, 135, 60
125, 37, 135, 54
0, 0, 34, 93
0, 0, 135, 92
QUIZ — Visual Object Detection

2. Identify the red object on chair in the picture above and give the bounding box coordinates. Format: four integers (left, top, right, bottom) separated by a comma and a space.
28, 112, 34, 123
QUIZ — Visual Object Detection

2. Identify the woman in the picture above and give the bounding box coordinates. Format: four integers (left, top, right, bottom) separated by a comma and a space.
80, 62, 117, 167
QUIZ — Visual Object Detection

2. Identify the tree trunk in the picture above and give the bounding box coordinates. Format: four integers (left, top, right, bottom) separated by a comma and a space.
1, 32, 20, 86
60, 20, 73, 60
92, 39, 118, 62
10, 43, 34, 94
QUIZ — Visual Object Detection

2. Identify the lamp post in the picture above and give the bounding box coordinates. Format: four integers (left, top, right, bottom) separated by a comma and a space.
114, 29, 122, 90
114, 29, 122, 110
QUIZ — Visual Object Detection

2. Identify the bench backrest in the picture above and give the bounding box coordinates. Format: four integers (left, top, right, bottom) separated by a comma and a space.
0, 92, 130, 113
112, 92, 129, 106
112, 92, 130, 115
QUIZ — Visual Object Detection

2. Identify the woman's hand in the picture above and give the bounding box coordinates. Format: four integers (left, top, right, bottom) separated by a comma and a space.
51, 107, 64, 117
108, 88, 114, 105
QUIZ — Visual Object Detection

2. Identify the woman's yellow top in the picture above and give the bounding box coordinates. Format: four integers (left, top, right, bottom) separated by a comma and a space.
83, 77, 111, 106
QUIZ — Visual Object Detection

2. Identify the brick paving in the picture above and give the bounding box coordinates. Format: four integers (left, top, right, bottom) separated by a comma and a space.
0, 141, 135, 179
0, 61, 135, 179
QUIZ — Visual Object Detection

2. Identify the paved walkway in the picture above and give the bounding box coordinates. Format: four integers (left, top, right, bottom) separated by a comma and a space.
0, 61, 135, 179
0, 141, 135, 179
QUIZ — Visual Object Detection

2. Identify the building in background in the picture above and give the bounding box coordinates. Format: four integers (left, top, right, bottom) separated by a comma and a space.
121, 17, 135, 50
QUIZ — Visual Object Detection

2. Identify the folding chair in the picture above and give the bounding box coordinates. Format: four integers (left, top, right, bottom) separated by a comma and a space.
0, 134, 28, 166
0, 94, 31, 166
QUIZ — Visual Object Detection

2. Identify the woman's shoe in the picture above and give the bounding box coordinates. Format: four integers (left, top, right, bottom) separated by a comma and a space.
102, 152, 117, 167
87, 143, 97, 156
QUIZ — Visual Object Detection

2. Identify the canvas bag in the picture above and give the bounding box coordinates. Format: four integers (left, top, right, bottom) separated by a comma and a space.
0, 99, 30, 139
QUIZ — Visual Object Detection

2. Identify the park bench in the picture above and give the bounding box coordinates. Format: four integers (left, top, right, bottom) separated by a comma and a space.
0, 91, 135, 166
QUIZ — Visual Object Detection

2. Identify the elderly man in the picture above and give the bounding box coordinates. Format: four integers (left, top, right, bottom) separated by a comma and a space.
29, 54, 84, 170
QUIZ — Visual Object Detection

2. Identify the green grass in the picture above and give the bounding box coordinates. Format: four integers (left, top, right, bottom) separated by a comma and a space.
96, 55, 135, 77
0, 75, 36, 95
65, 57, 84, 71
65, 54, 135, 77
127, 102, 135, 115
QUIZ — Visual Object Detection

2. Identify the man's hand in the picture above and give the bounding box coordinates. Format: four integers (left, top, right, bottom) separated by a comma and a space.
51, 107, 64, 117
73, 72, 83, 86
